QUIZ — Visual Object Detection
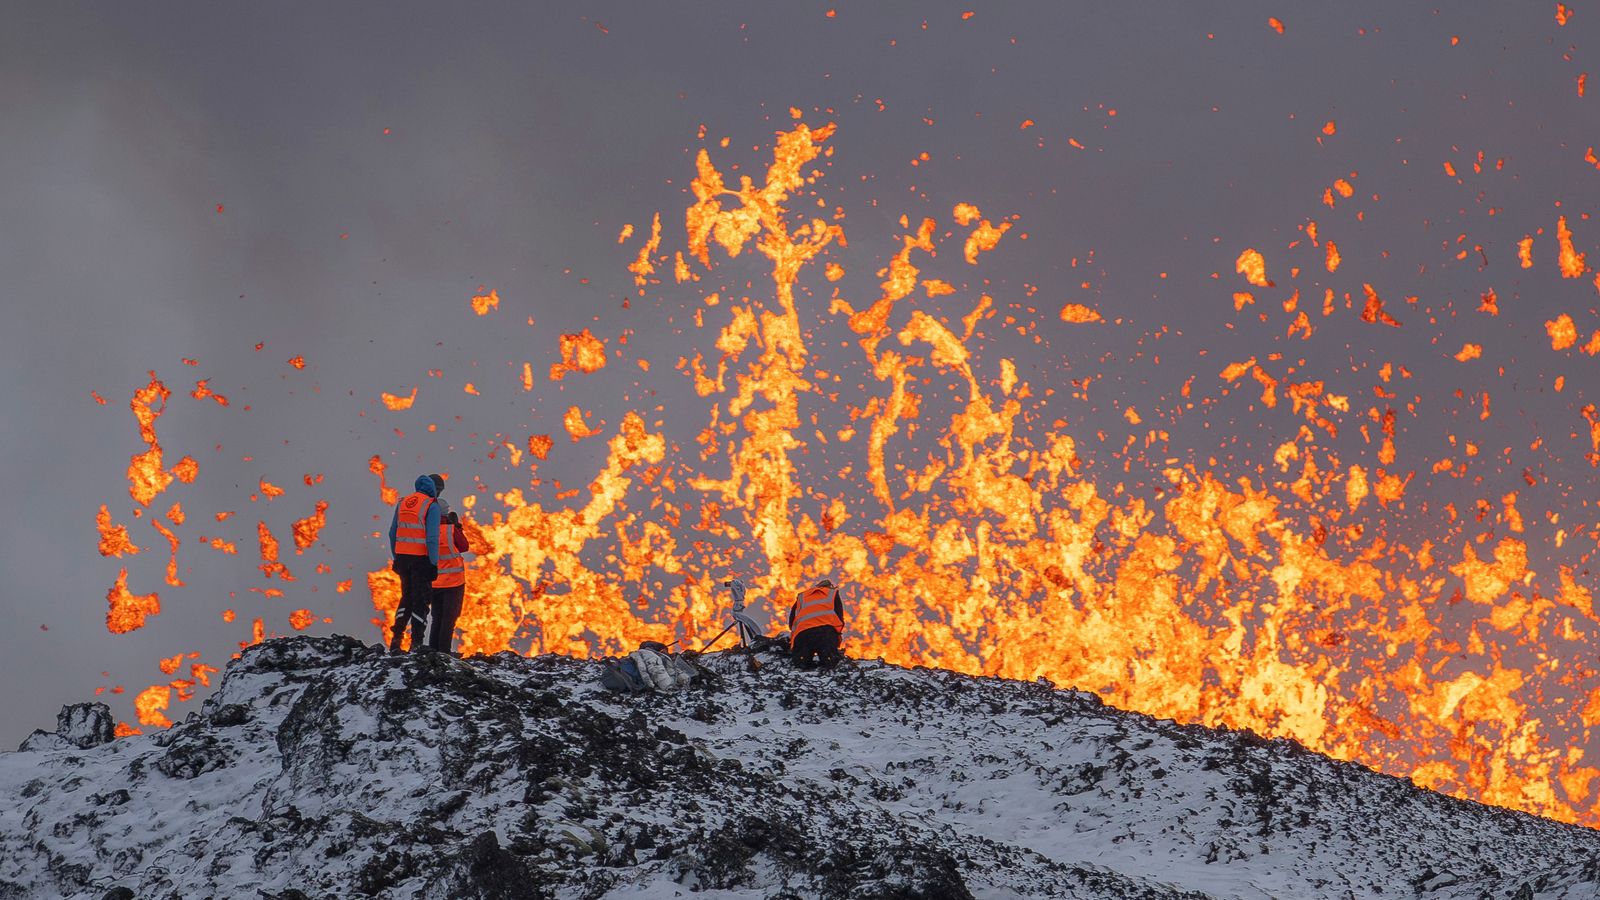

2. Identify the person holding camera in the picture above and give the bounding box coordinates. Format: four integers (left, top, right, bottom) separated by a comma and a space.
387, 473, 444, 652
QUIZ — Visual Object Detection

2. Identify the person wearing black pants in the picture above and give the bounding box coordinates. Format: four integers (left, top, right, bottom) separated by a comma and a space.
387, 474, 443, 652
791, 624, 842, 670
390, 555, 436, 651
789, 578, 846, 670
427, 510, 470, 652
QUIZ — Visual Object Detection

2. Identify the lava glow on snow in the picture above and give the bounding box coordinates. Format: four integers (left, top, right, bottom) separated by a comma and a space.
92, 63, 1600, 830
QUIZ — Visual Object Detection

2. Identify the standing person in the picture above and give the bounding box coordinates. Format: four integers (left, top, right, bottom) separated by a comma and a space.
789, 578, 845, 670
428, 507, 470, 652
387, 474, 443, 652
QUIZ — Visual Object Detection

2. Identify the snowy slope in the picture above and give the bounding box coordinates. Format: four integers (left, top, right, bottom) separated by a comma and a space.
3, 635, 1599, 899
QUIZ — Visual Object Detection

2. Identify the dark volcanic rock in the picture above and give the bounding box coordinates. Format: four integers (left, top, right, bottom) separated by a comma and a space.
2, 634, 1600, 898
16, 702, 114, 752
155, 731, 232, 779
821, 844, 975, 900
57, 702, 115, 749
421, 830, 550, 899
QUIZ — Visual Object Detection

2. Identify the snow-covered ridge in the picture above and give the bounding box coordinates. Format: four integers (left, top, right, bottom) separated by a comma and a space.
3, 635, 1599, 899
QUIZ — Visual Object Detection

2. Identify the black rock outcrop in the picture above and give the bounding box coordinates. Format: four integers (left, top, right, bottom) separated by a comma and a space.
2, 635, 1599, 898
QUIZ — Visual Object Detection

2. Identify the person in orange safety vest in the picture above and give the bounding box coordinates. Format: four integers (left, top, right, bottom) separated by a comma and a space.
427, 508, 470, 652
387, 473, 443, 652
788, 578, 845, 670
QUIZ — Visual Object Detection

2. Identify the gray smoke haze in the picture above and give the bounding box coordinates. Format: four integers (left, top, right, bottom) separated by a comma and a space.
2, 0, 1595, 779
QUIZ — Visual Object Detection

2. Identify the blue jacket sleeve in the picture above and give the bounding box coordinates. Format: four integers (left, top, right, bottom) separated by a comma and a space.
424, 502, 441, 565
388, 504, 400, 557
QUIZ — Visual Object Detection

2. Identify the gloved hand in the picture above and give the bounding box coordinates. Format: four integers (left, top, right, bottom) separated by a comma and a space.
423, 561, 438, 582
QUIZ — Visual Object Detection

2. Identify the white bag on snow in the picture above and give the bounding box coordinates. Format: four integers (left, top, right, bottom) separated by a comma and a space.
628, 649, 693, 692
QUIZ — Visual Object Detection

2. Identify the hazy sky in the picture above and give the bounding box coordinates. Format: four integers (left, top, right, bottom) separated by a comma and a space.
3, 2, 1596, 756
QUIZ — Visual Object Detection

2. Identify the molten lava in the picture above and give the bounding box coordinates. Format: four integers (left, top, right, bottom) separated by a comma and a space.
390, 121, 1600, 827
105, 568, 159, 635
292, 501, 329, 552
96, 506, 140, 558
549, 329, 608, 381
93, 118, 1600, 832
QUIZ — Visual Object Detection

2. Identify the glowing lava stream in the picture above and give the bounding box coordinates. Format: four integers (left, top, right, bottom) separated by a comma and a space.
102, 120, 1600, 829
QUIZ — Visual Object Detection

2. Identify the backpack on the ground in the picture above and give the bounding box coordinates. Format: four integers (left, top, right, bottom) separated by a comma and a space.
599, 644, 705, 694
631, 648, 694, 691
598, 657, 649, 693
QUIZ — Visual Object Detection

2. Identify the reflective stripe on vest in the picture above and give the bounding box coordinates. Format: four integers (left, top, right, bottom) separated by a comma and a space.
394, 492, 434, 556
790, 586, 843, 646
432, 523, 465, 588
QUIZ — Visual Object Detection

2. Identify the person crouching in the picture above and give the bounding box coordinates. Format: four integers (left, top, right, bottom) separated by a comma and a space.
789, 578, 845, 670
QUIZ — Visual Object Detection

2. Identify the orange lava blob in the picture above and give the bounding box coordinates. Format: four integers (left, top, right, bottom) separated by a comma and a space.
134, 685, 171, 727
292, 500, 330, 552
96, 505, 141, 557
381, 387, 418, 411
952, 203, 1011, 264
628, 214, 662, 287
190, 379, 229, 406
150, 518, 183, 587
257, 521, 293, 581
106, 568, 160, 634
368, 455, 399, 505
563, 406, 601, 441
550, 329, 609, 380
126, 373, 174, 506
1548, 314, 1579, 351
471, 288, 501, 315
1360, 283, 1401, 327
1236, 248, 1272, 287
1558, 216, 1587, 278
1059, 304, 1104, 323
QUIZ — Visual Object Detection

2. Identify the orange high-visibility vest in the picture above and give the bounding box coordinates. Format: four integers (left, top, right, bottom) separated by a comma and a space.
790, 585, 843, 647
393, 492, 434, 556
432, 523, 465, 588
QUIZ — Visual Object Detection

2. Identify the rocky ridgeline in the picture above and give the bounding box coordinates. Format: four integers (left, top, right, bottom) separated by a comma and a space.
3, 636, 1600, 899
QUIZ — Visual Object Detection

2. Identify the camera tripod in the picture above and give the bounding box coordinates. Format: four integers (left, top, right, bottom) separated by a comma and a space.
700, 578, 766, 652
